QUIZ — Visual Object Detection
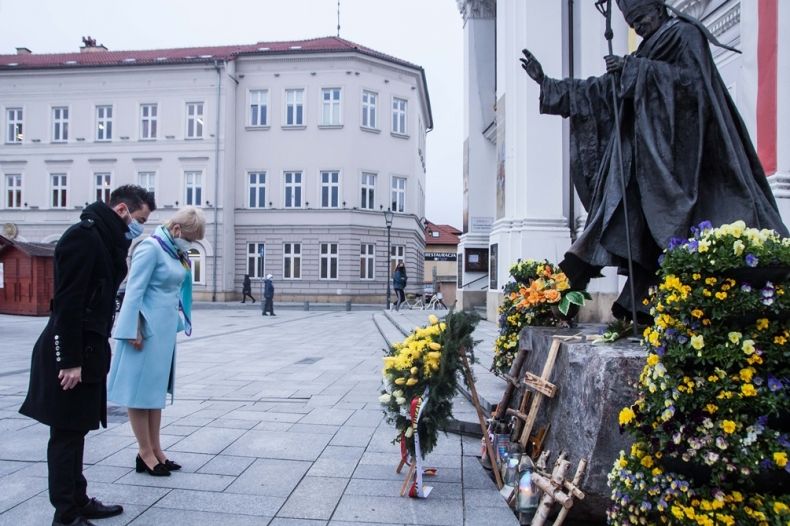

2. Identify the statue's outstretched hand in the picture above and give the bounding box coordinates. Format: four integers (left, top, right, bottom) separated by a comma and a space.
605, 55, 624, 73
520, 49, 545, 84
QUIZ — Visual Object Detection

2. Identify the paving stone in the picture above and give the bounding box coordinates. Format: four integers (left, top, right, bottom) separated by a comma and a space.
359, 452, 460, 469
223, 430, 331, 461
464, 504, 520, 525
155, 488, 284, 516
332, 494, 462, 525
0, 495, 148, 526
83, 464, 133, 483
328, 522, 402, 526
98, 447, 214, 473
116, 470, 235, 491
0, 460, 29, 477
352, 464, 462, 484
277, 476, 347, 520
206, 418, 260, 429
345, 478, 462, 500
299, 408, 354, 426
307, 446, 365, 478
461, 457, 497, 490
225, 458, 311, 497
169, 426, 247, 454
288, 423, 340, 435
84, 480, 172, 505
197, 455, 255, 476
328, 426, 375, 448
463, 487, 509, 509
343, 410, 384, 428
270, 519, 328, 526
0, 471, 47, 513
128, 507, 269, 526
162, 425, 202, 436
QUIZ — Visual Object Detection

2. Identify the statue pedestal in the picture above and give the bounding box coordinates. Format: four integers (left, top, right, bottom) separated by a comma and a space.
516, 326, 645, 520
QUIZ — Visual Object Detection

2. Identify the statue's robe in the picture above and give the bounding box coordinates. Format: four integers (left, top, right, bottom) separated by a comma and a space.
540, 16, 788, 315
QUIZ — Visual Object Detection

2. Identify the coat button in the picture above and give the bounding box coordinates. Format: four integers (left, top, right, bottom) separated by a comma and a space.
56, 358, 61, 362
54, 335, 60, 340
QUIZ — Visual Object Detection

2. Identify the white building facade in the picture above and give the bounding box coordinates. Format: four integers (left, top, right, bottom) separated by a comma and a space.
0, 37, 432, 302
456, 0, 790, 320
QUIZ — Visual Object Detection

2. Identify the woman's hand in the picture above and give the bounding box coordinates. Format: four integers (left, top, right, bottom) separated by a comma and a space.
131, 325, 144, 350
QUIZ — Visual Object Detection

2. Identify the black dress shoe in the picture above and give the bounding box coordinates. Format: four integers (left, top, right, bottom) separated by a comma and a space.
135, 454, 171, 476
52, 518, 97, 526
80, 498, 123, 519
163, 459, 181, 471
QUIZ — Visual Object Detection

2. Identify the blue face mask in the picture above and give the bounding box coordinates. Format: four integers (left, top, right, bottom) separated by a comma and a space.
173, 237, 192, 253
126, 219, 144, 240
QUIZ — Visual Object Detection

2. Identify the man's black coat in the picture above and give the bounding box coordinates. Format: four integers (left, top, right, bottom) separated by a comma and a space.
20, 201, 130, 430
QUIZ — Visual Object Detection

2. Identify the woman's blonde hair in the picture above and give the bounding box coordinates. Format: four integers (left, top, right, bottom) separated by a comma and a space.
166, 206, 206, 240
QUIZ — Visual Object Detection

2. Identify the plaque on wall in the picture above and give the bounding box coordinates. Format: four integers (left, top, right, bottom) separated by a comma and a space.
464, 247, 488, 273
470, 216, 493, 234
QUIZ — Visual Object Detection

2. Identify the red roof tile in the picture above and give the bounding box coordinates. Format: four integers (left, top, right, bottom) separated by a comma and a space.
424, 221, 461, 246
0, 36, 421, 71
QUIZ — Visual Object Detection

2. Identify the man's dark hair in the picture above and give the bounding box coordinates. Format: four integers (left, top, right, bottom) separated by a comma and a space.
109, 185, 156, 213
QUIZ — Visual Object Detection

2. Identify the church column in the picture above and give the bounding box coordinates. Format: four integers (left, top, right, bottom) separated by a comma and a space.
456, 0, 497, 311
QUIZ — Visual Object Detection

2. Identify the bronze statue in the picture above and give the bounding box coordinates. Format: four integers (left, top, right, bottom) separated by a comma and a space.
521, 0, 788, 321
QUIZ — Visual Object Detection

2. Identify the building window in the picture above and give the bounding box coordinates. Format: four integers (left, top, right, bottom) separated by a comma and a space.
52, 107, 69, 142
283, 243, 301, 279
362, 90, 377, 129
390, 245, 405, 272
140, 104, 158, 140
320, 170, 339, 208
247, 243, 265, 278
320, 242, 338, 280
361, 172, 376, 210
188, 248, 204, 284
248, 171, 267, 208
391, 176, 406, 213
284, 171, 302, 208
186, 102, 204, 139
5, 174, 22, 209
96, 105, 113, 141
51, 174, 67, 208
6, 108, 22, 144
185, 171, 203, 206
95, 173, 112, 203
285, 89, 304, 126
138, 171, 156, 199
321, 88, 341, 126
249, 89, 269, 127
360, 243, 375, 280
392, 97, 407, 135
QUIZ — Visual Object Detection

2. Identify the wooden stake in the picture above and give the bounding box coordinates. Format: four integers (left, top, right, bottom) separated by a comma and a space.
494, 346, 529, 420
552, 459, 587, 526
531, 458, 571, 526
460, 346, 504, 489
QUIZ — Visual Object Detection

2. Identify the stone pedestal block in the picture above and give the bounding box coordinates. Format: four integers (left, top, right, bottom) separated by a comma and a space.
516, 326, 645, 520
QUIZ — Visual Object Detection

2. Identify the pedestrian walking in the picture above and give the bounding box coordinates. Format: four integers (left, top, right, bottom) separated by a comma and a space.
19, 185, 155, 526
241, 274, 256, 303
262, 274, 275, 315
393, 262, 407, 311
107, 207, 205, 478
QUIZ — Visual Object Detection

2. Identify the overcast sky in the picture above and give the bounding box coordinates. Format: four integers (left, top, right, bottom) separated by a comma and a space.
0, 0, 465, 228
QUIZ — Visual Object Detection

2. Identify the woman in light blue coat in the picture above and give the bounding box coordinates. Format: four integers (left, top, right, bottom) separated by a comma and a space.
108, 207, 205, 476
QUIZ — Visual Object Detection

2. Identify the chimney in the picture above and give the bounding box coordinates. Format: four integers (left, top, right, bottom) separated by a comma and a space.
16, 47, 32, 55
80, 36, 108, 53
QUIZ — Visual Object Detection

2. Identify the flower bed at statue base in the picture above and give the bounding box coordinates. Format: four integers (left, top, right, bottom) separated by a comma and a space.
379, 312, 478, 459
607, 221, 790, 525
493, 260, 592, 375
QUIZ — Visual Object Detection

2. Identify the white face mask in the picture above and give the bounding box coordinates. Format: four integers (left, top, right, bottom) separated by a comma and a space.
173, 237, 191, 252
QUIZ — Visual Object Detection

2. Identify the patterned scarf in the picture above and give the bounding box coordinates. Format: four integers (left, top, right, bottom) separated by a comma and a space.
151, 225, 193, 336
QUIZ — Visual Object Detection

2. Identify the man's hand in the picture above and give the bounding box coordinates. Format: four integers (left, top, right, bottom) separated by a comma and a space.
605, 55, 625, 73
58, 367, 82, 390
131, 325, 144, 350
520, 49, 545, 84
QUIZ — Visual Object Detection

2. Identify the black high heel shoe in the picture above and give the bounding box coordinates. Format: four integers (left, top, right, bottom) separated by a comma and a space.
163, 459, 181, 471
135, 455, 170, 476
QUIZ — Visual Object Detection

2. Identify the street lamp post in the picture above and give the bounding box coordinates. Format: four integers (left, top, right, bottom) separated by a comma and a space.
384, 209, 394, 309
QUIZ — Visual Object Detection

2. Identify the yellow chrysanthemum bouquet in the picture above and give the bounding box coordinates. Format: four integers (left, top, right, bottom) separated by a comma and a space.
380, 312, 478, 458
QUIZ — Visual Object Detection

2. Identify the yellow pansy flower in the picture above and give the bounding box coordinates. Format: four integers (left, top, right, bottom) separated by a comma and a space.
741, 339, 755, 355
690, 335, 705, 350
618, 407, 636, 426
774, 452, 788, 468
740, 384, 757, 397
721, 420, 736, 434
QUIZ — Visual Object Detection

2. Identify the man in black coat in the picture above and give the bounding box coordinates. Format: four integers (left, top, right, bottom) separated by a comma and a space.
19, 185, 155, 526
262, 274, 275, 315
520, 0, 788, 320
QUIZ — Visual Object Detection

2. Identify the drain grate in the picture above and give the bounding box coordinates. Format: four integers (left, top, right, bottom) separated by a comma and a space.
294, 357, 322, 365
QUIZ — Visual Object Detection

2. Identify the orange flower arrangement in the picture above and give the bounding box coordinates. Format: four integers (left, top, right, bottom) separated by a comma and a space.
509, 268, 588, 316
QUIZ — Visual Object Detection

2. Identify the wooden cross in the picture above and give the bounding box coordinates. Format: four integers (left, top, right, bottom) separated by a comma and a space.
518, 335, 582, 448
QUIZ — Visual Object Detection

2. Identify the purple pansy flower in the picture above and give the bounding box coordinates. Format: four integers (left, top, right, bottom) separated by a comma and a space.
667, 237, 685, 251
745, 253, 759, 267
767, 376, 783, 392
